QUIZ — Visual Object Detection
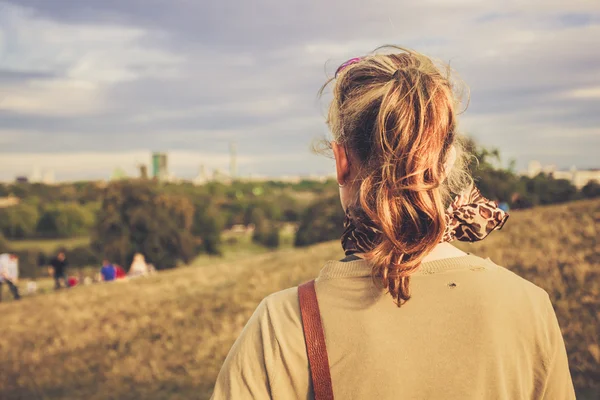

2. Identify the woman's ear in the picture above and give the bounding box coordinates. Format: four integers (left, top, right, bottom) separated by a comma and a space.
332, 141, 351, 186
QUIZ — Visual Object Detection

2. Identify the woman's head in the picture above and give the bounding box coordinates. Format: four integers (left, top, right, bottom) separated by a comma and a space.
321, 46, 471, 305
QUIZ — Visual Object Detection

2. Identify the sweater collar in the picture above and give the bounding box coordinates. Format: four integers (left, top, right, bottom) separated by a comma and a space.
317, 254, 497, 280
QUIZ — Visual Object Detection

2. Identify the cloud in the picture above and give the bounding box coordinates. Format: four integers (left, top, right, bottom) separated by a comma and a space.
0, 0, 599, 181
0, 79, 105, 116
566, 86, 600, 99
0, 2, 182, 116
0, 68, 56, 84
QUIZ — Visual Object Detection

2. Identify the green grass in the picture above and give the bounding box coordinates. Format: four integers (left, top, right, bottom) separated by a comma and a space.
7, 236, 90, 252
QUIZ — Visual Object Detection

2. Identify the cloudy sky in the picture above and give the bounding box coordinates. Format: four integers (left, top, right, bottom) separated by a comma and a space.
0, 0, 599, 182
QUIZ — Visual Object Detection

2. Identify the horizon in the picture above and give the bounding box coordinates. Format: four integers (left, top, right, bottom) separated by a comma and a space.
1, 1, 599, 181
1, 148, 599, 184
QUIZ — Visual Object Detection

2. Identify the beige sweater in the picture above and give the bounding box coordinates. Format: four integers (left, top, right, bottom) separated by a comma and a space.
211, 254, 575, 399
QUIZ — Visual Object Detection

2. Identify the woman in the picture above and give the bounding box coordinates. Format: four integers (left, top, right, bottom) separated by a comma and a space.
128, 253, 150, 278
211, 47, 574, 399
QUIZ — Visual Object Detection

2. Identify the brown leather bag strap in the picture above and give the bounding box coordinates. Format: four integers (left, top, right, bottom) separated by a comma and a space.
298, 279, 334, 400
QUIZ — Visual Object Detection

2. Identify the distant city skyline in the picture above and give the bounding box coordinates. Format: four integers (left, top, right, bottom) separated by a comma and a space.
4, 146, 600, 185
0, 148, 336, 183
1, 1, 599, 181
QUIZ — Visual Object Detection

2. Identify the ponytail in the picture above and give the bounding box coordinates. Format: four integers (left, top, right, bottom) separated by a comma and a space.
321, 47, 469, 306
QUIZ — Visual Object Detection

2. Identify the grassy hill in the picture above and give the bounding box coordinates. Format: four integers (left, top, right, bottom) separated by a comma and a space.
0, 199, 598, 399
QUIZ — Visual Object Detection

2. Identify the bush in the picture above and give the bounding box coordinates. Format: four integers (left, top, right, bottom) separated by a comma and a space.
91, 181, 197, 270
0, 233, 9, 253
250, 207, 280, 248
252, 223, 280, 249
294, 195, 346, 247
36, 202, 95, 238
66, 246, 102, 268
523, 175, 579, 205
12, 248, 47, 279
582, 180, 600, 199
192, 200, 224, 255
245, 200, 282, 223
0, 203, 39, 239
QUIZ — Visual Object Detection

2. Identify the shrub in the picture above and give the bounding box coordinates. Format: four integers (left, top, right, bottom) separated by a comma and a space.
91, 181, 197, 270
66, 246, 102, 268
0, 203, 39, 239
294, 195, 345, 247
582, 180, 600, 199
192, 200, 224, 255
0, 233, 9, 253
12, 248, 47, 279
252, 223, 280, 249
36, 202, 95, 238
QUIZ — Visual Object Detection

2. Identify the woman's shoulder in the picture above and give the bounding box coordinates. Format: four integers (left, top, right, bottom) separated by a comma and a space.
253, 285, 306, 357
261, 285, 301, 321
482, 256, 549, 298
466, 256, 555, 323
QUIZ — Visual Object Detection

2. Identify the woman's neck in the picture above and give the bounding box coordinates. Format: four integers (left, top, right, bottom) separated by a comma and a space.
421, 242, 467, 263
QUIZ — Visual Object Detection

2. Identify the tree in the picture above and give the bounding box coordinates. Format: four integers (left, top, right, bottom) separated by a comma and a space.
463, 136, 579, 208
67, 245, 102, 268
295, 194, 346, 247
0, 203, 39, 239
192, 199, 224, 255
582, 180, 600, 199
0, 233, 10, 253
12, 248, 46, 279
523, 174, 578, 205
252, 224, 280, 249
462, 137, 522, 203
251, 208, 280, 249
91, 181, 196, 270
36, 202, 95, 238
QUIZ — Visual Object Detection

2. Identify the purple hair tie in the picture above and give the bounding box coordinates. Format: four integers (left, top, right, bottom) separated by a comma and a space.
335, 57, 362, 78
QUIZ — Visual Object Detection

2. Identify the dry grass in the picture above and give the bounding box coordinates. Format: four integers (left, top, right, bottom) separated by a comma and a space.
0, 200, 598, 399
454, 198, 600, 396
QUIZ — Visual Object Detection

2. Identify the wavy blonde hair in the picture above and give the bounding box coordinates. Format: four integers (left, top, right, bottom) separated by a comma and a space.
320, 46, 472, 306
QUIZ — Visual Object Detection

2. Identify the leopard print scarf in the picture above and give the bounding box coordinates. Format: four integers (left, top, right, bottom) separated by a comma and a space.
342, 186, 509, 256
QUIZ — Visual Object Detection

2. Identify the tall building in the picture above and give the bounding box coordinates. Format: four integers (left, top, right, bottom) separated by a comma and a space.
552, 167, 600, 189
30, 165, 42, 183
193, 164, 209, 186
139, 164, 149, 180
152, 153, 168, 181
527, 160, 542, 178
527, 160, 600, 189
42, 170, 55, 185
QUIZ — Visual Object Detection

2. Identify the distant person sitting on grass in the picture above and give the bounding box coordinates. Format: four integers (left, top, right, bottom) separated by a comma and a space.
48, 250, 70, 289
128, 253, 150, 278
68, 276, 79, 287
114, 264, 127, 280
0, 253, 21, 302
26, 280, 37, 295
100, 259, 116, 282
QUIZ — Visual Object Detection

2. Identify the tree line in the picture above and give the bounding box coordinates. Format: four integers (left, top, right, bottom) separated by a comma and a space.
1, 140, 598, 278
0, 179, 332, 277
293, 138, 600, 247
